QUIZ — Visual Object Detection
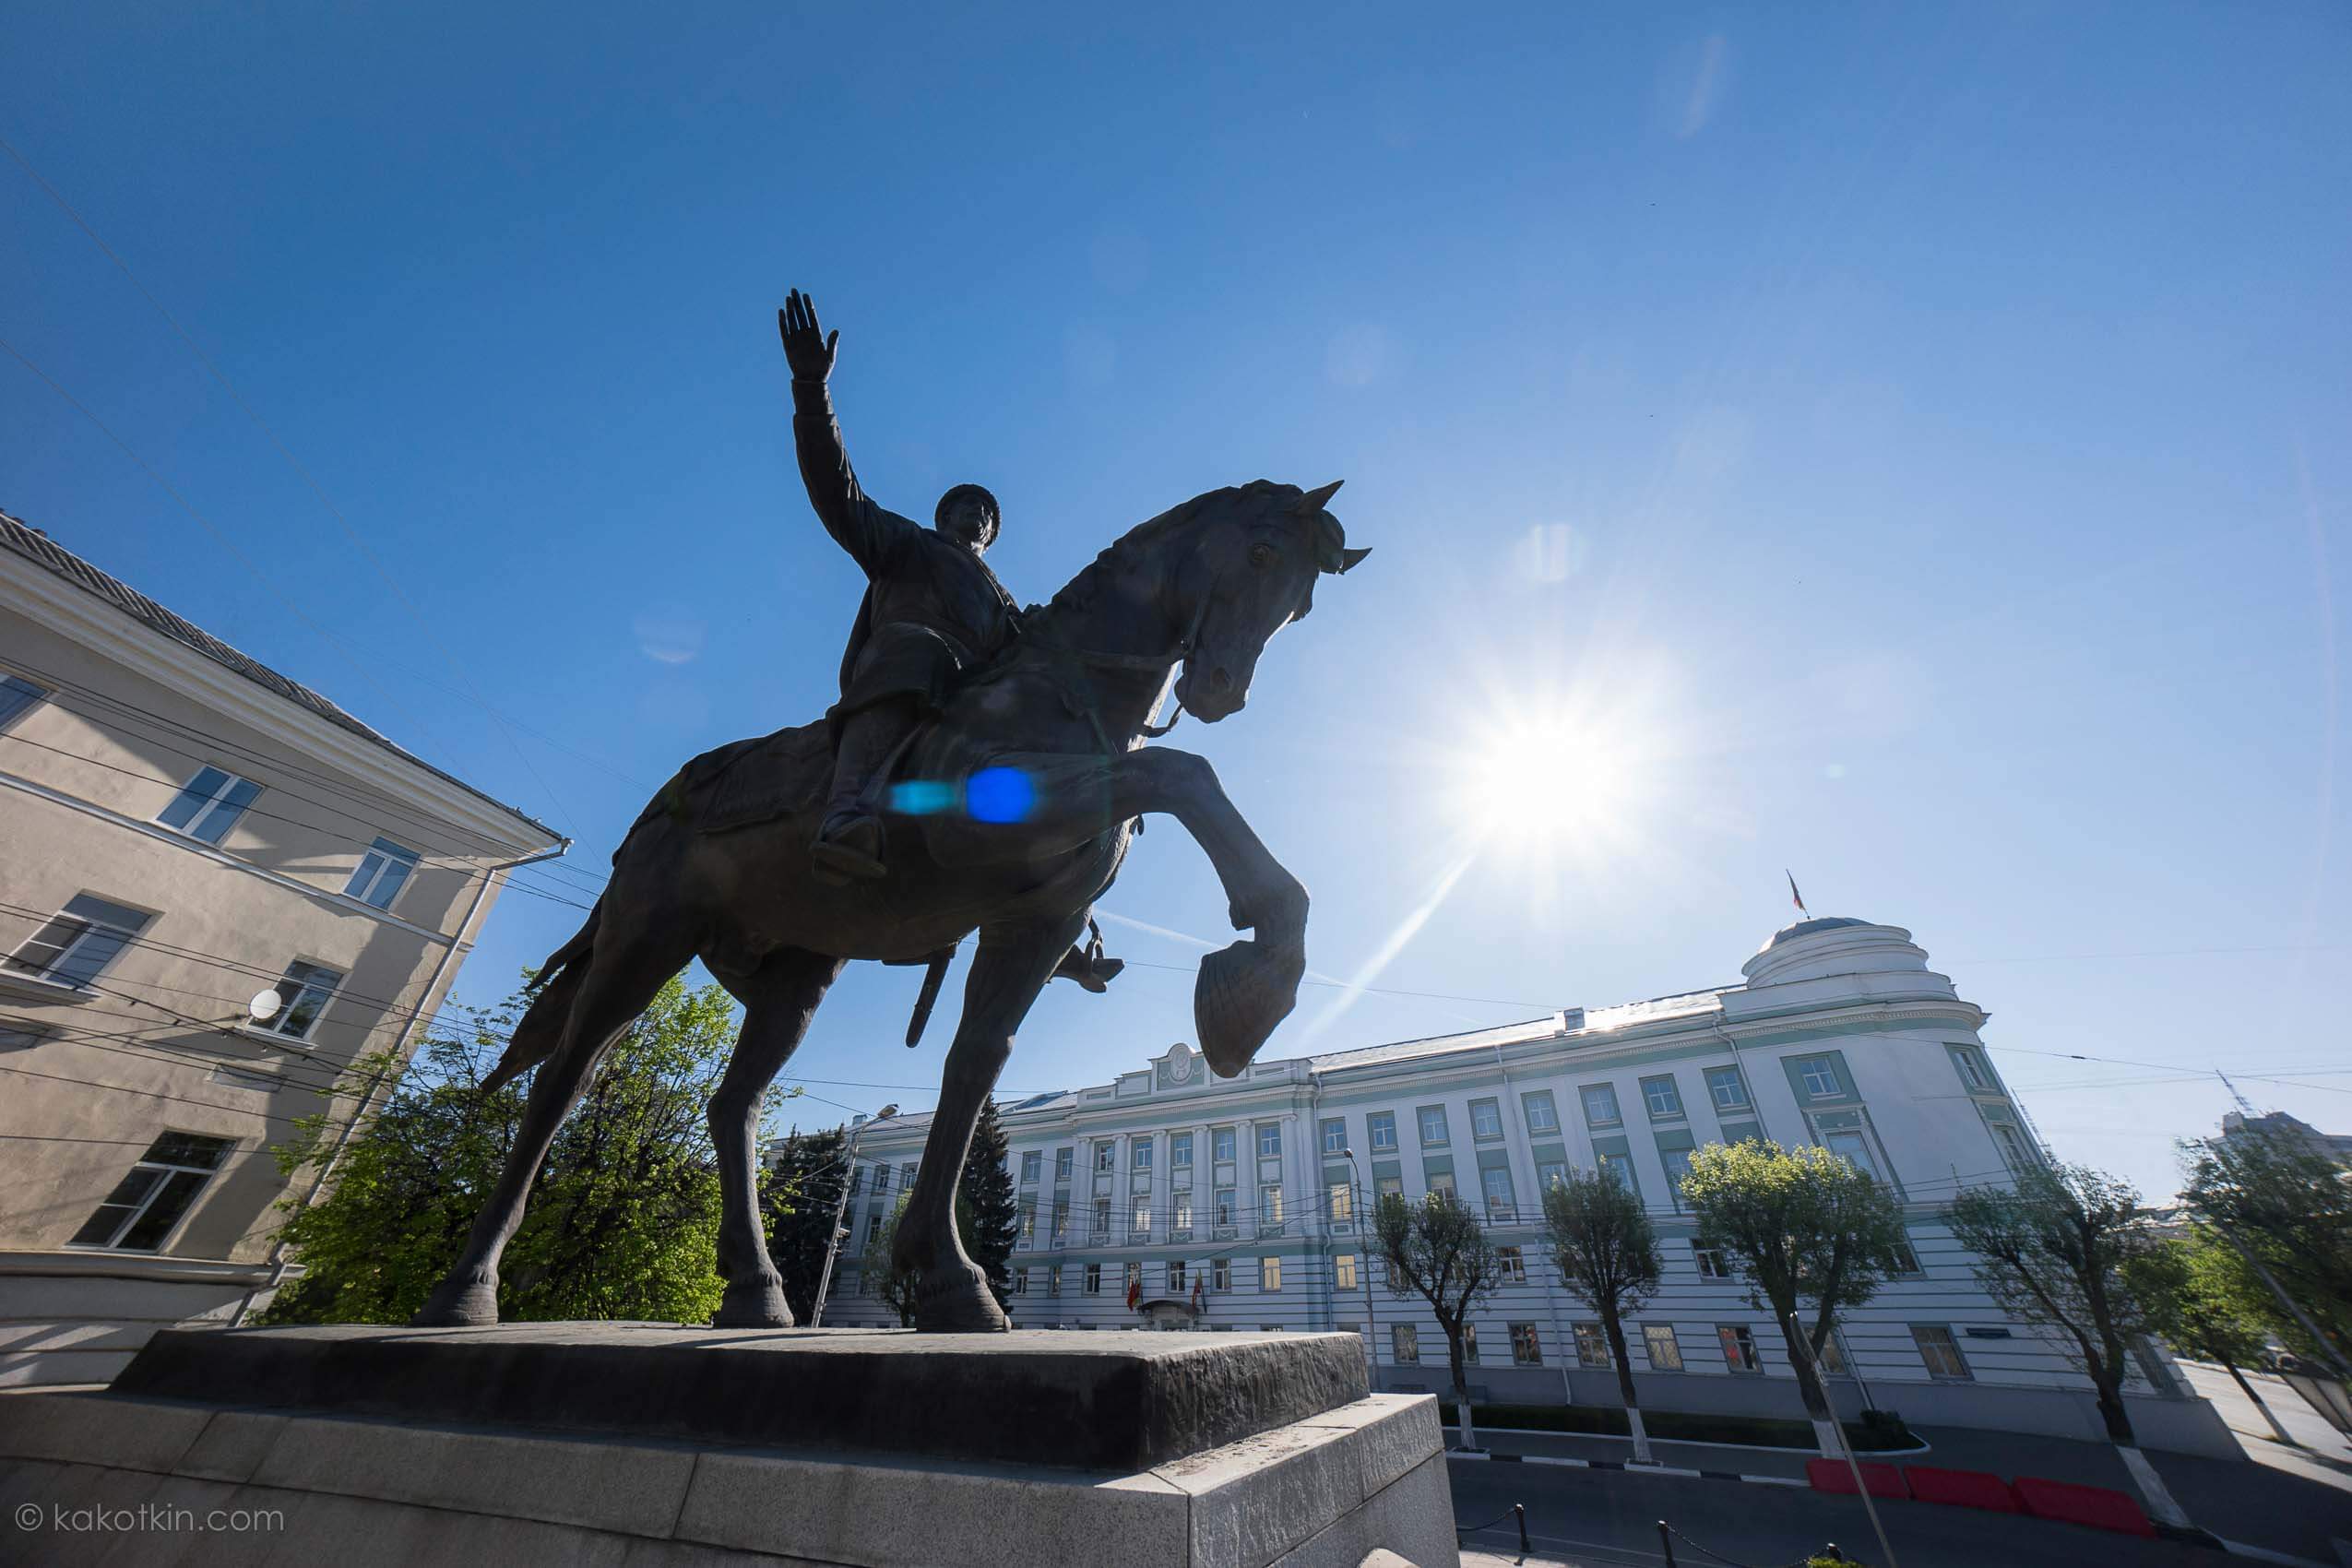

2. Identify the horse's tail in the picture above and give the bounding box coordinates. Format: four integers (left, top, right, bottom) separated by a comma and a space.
481, 901, 602, 1093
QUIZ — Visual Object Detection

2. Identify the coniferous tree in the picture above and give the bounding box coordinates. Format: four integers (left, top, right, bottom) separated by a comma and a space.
957, 1098, 1021, 1305
762, 1124, 849, 1324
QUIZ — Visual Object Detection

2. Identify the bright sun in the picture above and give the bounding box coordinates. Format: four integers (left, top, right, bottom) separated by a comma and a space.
1454, 711, 1642, 851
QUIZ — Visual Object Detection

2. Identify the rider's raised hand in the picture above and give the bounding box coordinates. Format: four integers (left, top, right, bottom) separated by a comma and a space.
778, 289, 839, 383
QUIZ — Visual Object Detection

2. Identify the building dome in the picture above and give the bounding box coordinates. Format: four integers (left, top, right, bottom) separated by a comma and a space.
1735, 915, 1955, 1000
1756, 916, 1873, 953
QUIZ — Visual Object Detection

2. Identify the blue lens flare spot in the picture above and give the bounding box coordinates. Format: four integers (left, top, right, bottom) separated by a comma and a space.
965, 766, 1037, 824
886, 780, 960, 816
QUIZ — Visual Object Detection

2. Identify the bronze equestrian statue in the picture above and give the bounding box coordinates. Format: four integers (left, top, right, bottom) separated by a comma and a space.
415, 290, 1370, 1333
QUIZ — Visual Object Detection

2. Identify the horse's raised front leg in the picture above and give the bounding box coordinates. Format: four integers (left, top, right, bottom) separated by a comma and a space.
707, 947, 846, 1327
926, 747, 1307, 1074
893, 917, 1081, 1331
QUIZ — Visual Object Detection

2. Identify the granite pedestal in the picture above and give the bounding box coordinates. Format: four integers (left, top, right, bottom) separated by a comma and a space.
0, 1324, 1458, 1568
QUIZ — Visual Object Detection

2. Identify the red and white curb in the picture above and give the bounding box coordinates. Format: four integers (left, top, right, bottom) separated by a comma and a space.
1448, 1449, 1806, 1487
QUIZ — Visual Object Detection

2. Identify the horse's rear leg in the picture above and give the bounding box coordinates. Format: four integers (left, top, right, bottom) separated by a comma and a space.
707, 948, 845, 1327
412, 932, 691, 1326
896, 917, 1080, 1332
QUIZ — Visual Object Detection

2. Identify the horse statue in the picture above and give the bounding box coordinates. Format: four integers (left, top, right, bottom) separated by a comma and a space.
414, 478, 1369, 1332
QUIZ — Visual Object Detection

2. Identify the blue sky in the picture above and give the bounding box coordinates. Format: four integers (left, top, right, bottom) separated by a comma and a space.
4, 3, 2346, 1200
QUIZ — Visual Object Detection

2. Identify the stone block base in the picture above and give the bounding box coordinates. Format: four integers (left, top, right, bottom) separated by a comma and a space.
0, 1387, 1458, 1568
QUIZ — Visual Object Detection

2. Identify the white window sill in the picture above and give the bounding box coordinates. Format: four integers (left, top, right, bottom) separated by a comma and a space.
0, 971, 98, 1004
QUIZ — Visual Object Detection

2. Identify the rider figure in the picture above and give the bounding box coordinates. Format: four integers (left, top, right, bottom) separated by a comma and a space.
780, 289, 1023, 882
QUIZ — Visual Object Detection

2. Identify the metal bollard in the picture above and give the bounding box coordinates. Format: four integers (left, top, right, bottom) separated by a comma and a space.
1514, 1503, 1529, 1556
1657, 1520, 1676, 1567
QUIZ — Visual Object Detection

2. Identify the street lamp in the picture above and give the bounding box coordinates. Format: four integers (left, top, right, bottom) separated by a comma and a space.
1343, 1146, 1378, 1390
811, 1103, 897, 1327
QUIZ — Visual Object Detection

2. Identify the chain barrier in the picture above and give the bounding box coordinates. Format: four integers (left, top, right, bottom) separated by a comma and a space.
1456, 1501, 1530, 1554
1657, 1517, 1848, 1568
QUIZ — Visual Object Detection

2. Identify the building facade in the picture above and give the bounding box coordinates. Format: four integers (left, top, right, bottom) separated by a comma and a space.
0, 512, 564, 1384
817, 916, 2235, 1457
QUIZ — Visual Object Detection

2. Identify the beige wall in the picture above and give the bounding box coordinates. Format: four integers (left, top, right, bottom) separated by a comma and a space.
0, 558, 562, 1380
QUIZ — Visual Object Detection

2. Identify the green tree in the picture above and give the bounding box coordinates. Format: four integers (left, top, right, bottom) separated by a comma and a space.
862, 1196, 921, 1326
957, 1098, 1020, 1306
265, 976, 751, 1325
762, 1123, 848, 1323
2180, 1124, 2352, 1377
1542, 1167, 1665, 1461
1945, 1162, 2190, 1526
1679, 1140, 1907, 1446
2124, 1232, 2299, 1447
1373, 1191, 1502, 1451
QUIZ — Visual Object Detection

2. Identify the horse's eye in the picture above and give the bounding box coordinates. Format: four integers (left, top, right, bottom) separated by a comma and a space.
1249, 543, 1277, 570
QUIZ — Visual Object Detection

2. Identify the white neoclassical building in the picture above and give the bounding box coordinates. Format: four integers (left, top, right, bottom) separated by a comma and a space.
813, 917, 2235, 1456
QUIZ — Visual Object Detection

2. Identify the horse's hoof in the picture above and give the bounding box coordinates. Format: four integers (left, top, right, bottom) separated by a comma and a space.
1196, 935, 1304, 1077
712, 1278, 795, 1329
913, 1267, 1008, 1334
412, 1276, 500, 1327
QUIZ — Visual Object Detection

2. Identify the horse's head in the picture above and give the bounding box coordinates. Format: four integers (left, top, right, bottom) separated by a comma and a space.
1171, 479, 1371, 721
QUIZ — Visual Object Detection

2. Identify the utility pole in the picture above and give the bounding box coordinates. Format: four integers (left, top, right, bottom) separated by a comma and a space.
1344, 1147, 1378, 1389
811, 1104, 896, 1327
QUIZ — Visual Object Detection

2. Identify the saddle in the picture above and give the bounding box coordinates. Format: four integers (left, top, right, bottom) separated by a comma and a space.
640, 721, 835, 839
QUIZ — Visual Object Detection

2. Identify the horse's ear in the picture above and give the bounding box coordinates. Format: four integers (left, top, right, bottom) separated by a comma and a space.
1293, 480, 1344, 515
1338, 546, 1372, 574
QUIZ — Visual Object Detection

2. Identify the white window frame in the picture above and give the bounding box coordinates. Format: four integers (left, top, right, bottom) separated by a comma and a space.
1469, 1098, 1504, 1140
0, 671, 48, 731
1521, 1090, 1560, 1133
1261, 1256, 1281, 1291
345, 837, 421, 911
1328, 1181, 1352, 1222
1693, 1245, 1730, 1279
1480, 1165, 1516, 1221
1213, 1126, 1238, 1162
1573, 1322, 1610, 1367
1256, 1123, 1282, 1158
1580, 1084, 1621, 1127
1704, 1066, 1751, 1111
157, 766, 261, 846
1334, 1253, 1357, 1290
1718, 1324, 1761, 1372
1795, 1056, 1842, 1099
1392, 1323, 1420, 1364
6, 895, 153, 990
1020, 1150, 1041, 1182
1497, 1245, 1527, 1284
1321, 1117, 1347, 1154
1509, 1323, 1543, 1365
1912, 1324, 1972, 1380
1367, 1111, 1398, 1151
1642, 1075, 1684, 1119
1416, 1105, 1449, 1146
67, 1132, 236, 1253
257, 959, 343, 1043
1213, 1257, 1232, 1291
1170, 1132, 1193, 1168
1643, 1324, 1683, 1371
1084, 1263, 1103, 1294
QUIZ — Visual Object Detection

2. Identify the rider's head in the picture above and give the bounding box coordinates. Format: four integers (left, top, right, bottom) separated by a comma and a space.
935, 483, 1000, 554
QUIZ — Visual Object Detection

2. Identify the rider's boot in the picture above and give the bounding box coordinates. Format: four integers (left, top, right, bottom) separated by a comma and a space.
812, 703, 904, 883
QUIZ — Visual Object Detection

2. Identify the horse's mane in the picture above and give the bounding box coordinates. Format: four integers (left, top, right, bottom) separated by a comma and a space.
1033, 480, 1302, 625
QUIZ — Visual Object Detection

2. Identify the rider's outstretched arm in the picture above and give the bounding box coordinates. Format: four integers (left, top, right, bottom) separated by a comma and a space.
780, 289, 917, 576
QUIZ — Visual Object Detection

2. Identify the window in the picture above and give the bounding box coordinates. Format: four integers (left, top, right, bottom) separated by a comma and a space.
1051, 1197, 1069, 1240
1912, 1325, 1971, 1380
1335, 1253, 1358, 1290
1704, 1066, 1750, 1111
1461, 1323, 1479, 1362
1425, 1170, 1456, 1199
1510, 1323, 1543, 1365
344, 837, 420, 910
1885, 1240, 1923, 1276
866, 1214, 883, 1245
1092, 1198, 1111, 1240
6, 895, 152, 989
1213, 1127, 1237, 1162
1990, 1122, 2038, 1172
1521, 1090, 1560, 1133
1169, 1259, 1187, 1292
1416, 1106, 1449, 1146
1260, 1184, 1283, 1227
1261, 1256, 1282, 1291
69, 1132, 235, 1251
1662, 1147, 1694, 1204
1641, 1075, 1683, 1119
1497, 1245, 1526, 1284
1014, 1267, 1029, 1296
1574, 1323, 1610, 1366
1055, 1147, 1074, 1182
1392, 1324, 1420, 1364
1021, 1150, 1042, 1182
1823, 1128, 1879, 1181
258, 960, 341, 1041
0, 672, 47, 729
1951, 1046, 1992, 1091
1793, 1055, 1842, 1099
1214, 1188, 1236, 1227
1718, 1324, 1760, 1372
1125, 1260, 1143, 1293
1598, 1152, 1635, 1195
1693, 1246, 1730, 1280
1469, 1099, 1503, 1140
1321, 1117, 1347, 1154
1047, 1265, 1062, 1297
1535, 1159, 1566, 1192
1019, 1197, 1037, 1242
1328, 1181, 1353, 1222
1170, 1132, 1193, 1168
1579, 1084, 1621, 1127
873, 1164, 891, 1194
1133, 1139, 1154, 1170
847, 1165, 864, 1196
158, 766, 261, 845
1172, 1194, 1193, 1230
1213, 1257, 1231, 1290
1367, 1111, 1398, 1151
1375, 1174, 1404, 1201
1256, 1123, 1281, 1158
1096, 1141, 1116, 1172
1644, 1324, 1683, 1371
1815, 1333, 1847, 1375
1084, 1263, 1103, 1294
1132, 1199, 1150, 1236
900, 1161, 917, 1192
1480, 1166, 1516, 1221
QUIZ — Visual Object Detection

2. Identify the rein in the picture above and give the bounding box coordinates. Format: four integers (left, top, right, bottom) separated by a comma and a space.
1017, 594, 1204, 748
